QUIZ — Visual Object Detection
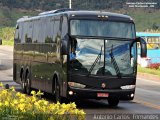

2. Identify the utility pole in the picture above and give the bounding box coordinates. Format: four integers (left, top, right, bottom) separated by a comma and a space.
69, 0, 72, 9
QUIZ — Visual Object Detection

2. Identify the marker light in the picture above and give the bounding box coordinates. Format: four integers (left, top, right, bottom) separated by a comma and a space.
98, 15, 108, 18
121, 85, 135, 90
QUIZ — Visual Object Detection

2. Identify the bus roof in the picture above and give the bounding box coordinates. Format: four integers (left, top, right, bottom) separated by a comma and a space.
17, 9, 133, 23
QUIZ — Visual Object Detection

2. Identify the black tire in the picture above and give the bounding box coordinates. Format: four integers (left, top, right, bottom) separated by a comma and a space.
26, 73, 32, 95
21, 73, 26, 93
55, 78, 62, 103
54, 77, 69, 103
108, 98, 119, 107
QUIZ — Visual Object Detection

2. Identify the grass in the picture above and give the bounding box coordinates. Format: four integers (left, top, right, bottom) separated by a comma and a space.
138, 66, 160, 77
0, 27, 14, 46
2, 40, 14, 46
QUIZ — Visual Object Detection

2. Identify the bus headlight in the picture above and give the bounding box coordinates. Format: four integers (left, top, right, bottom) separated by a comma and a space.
120, 85, 135, 90
68, 82, 86, 88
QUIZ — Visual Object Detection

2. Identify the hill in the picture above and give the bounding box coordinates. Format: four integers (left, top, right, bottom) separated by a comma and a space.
0, 0, 160, 31
0, 7, 38, 28
0, 0, 160, 11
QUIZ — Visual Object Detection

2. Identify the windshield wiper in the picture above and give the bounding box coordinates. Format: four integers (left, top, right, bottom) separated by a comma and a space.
109, 45, 121, 78
88, 46, 103, 76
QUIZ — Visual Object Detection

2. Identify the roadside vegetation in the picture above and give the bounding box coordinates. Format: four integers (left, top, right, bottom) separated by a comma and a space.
138, 64, 160, 77
0, 84, 85, 120
0, 27, 14, 46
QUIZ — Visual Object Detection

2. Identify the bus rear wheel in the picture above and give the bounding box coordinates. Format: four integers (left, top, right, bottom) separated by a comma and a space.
108, 98, 119, 107
26, 74, 32, 95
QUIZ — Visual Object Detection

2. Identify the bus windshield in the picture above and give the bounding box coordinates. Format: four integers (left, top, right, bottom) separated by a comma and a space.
69, 38, 137, 77
70, 20, 135, 39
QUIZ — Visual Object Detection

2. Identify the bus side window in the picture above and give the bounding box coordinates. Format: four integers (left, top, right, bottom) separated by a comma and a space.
15, 24, 20, 43
61, 16, 68, 38
21, 22, 27, 43
45, 17, 54, 43
18, 22, 23, 43
33, 20, 39, 43
54, 16, 60, 42
70, 38, 77, 60
26, 21, 33, 43
40, 18, 47, 43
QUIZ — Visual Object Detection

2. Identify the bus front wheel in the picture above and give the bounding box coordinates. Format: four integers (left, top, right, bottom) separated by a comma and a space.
108, 98, 119, 107
55, 78, 62, 103
21, 73, 26, 93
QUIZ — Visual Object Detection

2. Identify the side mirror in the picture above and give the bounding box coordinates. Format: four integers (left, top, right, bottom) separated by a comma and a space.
130, 37, 147, 57
61, 35, 69, 55
136, 37, 147, 57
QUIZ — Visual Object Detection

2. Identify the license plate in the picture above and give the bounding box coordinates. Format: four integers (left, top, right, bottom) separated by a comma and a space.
97, 93, 109, 97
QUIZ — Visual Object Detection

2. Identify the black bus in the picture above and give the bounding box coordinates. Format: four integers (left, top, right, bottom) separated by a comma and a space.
14, 9, 147, 106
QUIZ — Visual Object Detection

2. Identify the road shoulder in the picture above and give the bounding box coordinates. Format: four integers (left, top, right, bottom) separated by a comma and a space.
0, 45, 13, 52
137, 72, 160, 82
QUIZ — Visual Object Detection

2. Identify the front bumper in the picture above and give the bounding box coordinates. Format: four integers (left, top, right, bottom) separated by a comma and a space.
68, 87, 135, 100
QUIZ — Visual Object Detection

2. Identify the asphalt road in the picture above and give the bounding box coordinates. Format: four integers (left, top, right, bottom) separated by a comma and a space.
0, 46, 19, 88
0, 46, 160, 120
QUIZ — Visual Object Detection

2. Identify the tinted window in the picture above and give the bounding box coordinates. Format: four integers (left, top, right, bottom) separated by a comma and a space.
61, 16, 68, 38
14, 24, 20, 43
71, 20, 135, 39
33, 20, 41, 43
26, 21, 33, 43
18, 22, 23, 43
21, 22, 28, 43
21, 21, 33, 43
39, 18, 47, 43
53, 16, 60, 42
33, 18, 47, 43
45, 17, 54, 43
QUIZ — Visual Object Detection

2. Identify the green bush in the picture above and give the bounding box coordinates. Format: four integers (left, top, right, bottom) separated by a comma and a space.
138, 66, 160, 77
0, 27, 14, 45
